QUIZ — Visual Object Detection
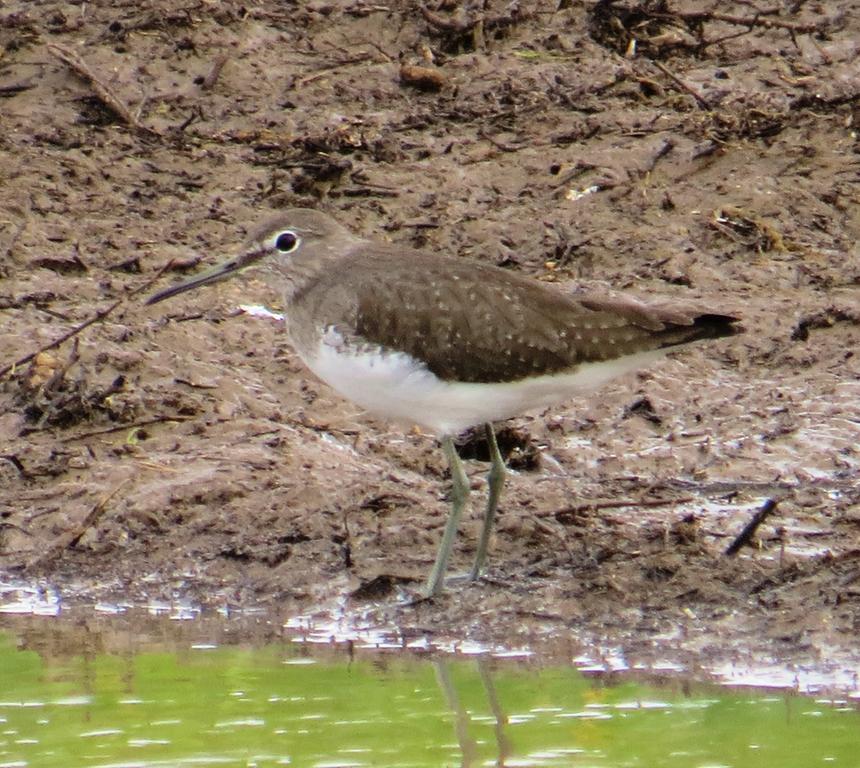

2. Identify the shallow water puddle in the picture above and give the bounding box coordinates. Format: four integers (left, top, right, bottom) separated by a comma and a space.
1, 616, 858, 768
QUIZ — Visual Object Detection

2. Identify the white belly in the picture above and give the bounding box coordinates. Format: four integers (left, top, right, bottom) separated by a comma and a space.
300, 332, 666, 436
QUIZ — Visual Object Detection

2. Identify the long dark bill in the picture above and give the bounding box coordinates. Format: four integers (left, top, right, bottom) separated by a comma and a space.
146, 249, 266, 306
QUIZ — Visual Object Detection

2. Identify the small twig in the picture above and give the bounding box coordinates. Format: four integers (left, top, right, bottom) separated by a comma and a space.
544, 495, 695, 520
684, 10, 825, 33
69, 481, 131, 548
360, 40, 394, 62
418, 3, 530, 35
725, 498, 779, 556
176, 104, 203, 133
0, 299, 122, 381
59, 414, 193, 442
293, 53, 374, 88
200, 53, 229, 91
0, 259, 175, 380
550, 161, 599, 189
1, 454, 29, 478
650, 60, 712, 110
477, 128, 526, 152
641, 136, 675, 173
342, 509, 353, 569
701, 27, 759, 50
46, 43, 159, 137
23, 480, 132, 571
0, 82, 36, 96
529, 514, 575, 561
420, 5, 472, 32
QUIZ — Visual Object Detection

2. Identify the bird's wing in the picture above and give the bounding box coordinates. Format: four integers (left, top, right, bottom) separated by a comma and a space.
299, 247, 738, 384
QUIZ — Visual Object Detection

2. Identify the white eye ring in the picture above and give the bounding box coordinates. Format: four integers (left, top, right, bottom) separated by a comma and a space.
273, 230, 300, 253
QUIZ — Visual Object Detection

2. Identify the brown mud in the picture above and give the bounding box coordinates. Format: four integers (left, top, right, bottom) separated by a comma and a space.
1, 2, 859, 682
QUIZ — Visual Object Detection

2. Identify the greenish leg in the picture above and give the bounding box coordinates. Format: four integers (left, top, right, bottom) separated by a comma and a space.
423, 435, 471, 598
469, 422, 505, 581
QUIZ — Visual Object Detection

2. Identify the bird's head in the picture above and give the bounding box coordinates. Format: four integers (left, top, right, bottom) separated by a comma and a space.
146, 208, 356, 305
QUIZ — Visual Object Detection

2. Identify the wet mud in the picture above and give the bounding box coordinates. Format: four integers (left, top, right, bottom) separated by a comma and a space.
1, 2, 859, 678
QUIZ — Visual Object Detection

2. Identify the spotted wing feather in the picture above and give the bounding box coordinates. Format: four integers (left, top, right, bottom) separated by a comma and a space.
291, 245, 739, 384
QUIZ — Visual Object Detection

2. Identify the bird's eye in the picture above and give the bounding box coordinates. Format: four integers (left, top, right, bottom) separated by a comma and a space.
274, 231, 299, 252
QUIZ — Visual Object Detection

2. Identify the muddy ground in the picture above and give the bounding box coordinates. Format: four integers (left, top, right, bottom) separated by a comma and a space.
1, 1, 859, 680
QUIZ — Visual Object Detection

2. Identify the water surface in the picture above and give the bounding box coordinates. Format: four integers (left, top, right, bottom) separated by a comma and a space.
1, 615, 858, 768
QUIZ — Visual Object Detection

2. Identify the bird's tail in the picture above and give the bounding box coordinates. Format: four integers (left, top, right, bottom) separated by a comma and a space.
657, 313, 742, 349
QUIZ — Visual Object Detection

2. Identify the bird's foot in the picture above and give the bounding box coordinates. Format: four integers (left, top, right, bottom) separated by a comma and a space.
399, 574, 469, 606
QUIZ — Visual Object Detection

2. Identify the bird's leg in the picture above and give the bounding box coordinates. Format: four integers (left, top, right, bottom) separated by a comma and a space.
423, 435, 471, 598
469, 422, 505, 581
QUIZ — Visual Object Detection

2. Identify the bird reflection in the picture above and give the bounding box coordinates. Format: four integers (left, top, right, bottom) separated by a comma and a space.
434, 657, 512, 767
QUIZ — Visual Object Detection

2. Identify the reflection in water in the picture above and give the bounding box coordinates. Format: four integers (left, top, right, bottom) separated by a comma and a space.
478, 658, 513, 766
0, 614, 858, 768
435, 658, 513, 768
436, 660, 479, 766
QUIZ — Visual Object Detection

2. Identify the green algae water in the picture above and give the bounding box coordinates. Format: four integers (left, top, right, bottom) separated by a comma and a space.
0, 620, 858, 768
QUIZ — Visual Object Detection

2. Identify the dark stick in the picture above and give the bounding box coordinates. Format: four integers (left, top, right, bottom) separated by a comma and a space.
682, 10, 824, 33
59, 414, 192, 442
23, 480, 131, 571
651, 60, 712, 111
725, 498, 779, 556
545, 495, 695, 520
47, 43, 159, 137
0, 298, 122, 380
201, 53, 229, 91
0, 259, 175, 379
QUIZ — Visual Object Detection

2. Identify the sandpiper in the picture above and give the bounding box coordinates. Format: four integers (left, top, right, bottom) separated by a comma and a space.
147, 208, 740, 597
